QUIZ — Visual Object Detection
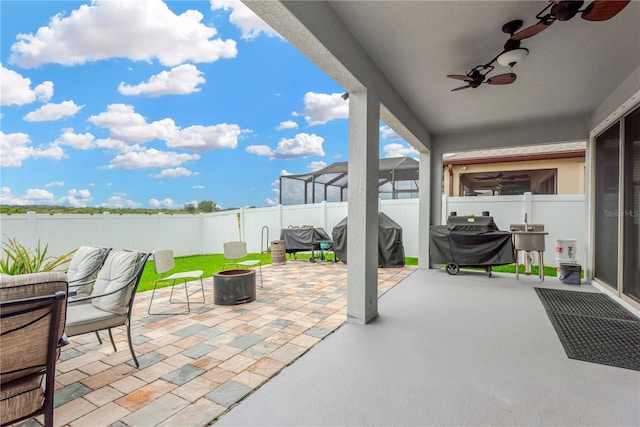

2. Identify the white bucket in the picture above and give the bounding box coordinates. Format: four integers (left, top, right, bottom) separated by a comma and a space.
555, 239, 577, 261
555, 239, 577, 275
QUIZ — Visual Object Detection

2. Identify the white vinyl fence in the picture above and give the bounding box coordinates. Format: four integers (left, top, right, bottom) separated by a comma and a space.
0, 194, 587, 267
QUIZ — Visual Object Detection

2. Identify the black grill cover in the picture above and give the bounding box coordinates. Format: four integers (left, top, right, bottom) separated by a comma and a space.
332, 212, 405, 267
280, 227, 331, 253
430, 216, 514, 267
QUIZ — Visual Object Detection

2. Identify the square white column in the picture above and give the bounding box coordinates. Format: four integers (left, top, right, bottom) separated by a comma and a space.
347, 91, 380, 324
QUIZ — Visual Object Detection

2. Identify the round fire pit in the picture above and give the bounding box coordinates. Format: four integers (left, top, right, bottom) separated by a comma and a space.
213, 269, 256, 305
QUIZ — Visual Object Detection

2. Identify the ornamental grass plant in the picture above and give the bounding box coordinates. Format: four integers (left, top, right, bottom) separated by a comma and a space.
0, 236, 75, 275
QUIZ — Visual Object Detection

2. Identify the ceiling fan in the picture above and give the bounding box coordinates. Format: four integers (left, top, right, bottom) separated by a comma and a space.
447, 68, 517, 91
475, 172, 530, 181
447, 20, 527, 91
511, 0, 631, 40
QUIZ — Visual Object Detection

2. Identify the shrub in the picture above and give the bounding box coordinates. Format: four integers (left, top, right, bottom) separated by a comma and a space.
0, 236, 75, 275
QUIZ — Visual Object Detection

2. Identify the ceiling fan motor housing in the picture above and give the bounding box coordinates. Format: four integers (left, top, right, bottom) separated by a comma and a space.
552, 1, 584, 21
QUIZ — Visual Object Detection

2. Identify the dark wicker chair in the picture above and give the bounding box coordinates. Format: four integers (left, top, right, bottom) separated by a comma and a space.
0, 272, 68, 427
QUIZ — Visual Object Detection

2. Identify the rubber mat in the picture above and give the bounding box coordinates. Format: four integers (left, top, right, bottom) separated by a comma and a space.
535, 288, 640, 371
547, 312, 640, 371
534, 288, 639, 321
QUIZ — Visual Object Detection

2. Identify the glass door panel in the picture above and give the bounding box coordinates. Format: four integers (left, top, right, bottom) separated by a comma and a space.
594, 123, 620, 289
623, 105, 640, 302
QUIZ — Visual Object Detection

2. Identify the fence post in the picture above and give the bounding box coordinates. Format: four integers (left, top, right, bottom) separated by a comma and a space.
102, 212, 111, 247
27, 211, 37, 249
441, 194, 448, 224
523, 192, 533, 223
321, 200, 327, 230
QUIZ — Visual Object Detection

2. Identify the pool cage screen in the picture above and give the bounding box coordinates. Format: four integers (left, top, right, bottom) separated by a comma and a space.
279, 157, 419, 205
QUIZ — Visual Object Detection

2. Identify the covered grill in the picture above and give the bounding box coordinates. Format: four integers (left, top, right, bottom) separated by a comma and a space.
430, 215, 514, 276
332, 212, 405, 268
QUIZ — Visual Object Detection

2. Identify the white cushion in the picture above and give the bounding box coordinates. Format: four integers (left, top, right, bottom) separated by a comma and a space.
67, 246, 105, 296
92, 251, 141, 315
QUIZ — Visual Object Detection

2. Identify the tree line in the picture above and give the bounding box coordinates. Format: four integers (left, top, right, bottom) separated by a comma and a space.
0, 200, 236, 215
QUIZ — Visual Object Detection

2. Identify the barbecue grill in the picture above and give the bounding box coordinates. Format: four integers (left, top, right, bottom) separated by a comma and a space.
430, 215, 515, 277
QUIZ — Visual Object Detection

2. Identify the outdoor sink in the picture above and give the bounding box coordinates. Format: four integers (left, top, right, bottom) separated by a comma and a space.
511, 231, 548, 252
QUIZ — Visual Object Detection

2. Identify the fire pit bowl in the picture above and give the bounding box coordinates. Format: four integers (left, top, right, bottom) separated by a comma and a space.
213, 269, 256, 305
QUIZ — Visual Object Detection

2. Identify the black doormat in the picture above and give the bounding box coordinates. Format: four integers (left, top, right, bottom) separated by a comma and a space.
546, 312, 640, 371
535, 288, 640, 371
534, 288, 639, 321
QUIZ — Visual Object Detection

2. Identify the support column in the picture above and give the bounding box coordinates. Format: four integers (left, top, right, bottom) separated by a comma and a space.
347, 91, 379, 324
418, 150, 431, 269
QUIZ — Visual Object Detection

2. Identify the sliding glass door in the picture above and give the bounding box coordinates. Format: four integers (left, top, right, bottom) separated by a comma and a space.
623, 106, 640, 303
594, 124, 620, 289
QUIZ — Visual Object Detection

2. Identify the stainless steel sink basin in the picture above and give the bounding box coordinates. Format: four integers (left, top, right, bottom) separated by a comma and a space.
511, 231, 548, 252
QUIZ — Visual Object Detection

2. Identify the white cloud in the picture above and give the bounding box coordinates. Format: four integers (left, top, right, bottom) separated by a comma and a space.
9, 0, 237, 68
382, 142, 419, 158
55, 129, 95, 150
272, 133, 325, 159
88, 104, 243, 152
60, 188, 93, 207
118, 64, 206, 97
210, 0, 279, 40
150, 167, 199, 179
380, 125, 402, 140
88, 104, 178, 144
100, 195, 141, 209
308, 161, 327, 171
95, 138, 142, 153
277, 120, 298, 131
45, 181, 64, 187
149, 198, 178, 208
167, 123, 242, 152
246, 145, 272, 156
24, 100, 83, 122
264, 198, 278, 206
0, 131, 64, 167
294, 92, 348, 126
192, 185, 205, 189
106, 148, 200, 170
0, 187, 56, 205
1, 64, 53, 106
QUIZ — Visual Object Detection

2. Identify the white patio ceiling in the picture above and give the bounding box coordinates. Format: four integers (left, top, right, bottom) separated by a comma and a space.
247, 1, 640, 139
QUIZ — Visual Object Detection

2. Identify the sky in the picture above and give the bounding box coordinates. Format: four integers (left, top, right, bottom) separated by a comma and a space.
0, 0, 418, 210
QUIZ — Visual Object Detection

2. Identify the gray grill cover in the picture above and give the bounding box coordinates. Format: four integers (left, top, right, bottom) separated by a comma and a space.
332, 212, 405, 267
430, 216, 514, 266
280, 228, 331, 253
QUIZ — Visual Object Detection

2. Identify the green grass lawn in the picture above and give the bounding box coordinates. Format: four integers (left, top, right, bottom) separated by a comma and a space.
138, 253, 569, 293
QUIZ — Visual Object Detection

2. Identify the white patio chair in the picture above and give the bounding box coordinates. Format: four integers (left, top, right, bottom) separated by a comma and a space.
223, 241, 263, 288
147, 249, 204, 315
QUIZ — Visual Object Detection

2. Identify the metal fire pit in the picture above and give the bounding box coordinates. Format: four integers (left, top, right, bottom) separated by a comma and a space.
213, 269, 256, 305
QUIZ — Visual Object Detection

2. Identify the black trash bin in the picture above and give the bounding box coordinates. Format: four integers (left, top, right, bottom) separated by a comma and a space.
559, 263, 581, 285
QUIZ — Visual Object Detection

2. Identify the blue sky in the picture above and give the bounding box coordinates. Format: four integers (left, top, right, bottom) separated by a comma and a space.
1, 0, 417, 209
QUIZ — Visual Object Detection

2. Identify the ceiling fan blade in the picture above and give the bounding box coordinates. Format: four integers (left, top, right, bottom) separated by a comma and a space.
487, 73, 517, 85
504, 174, 530, 180
451, 85, 470, 92
511, 21, 552, 40
581, 0, 630, 21
447, 74, 473, 81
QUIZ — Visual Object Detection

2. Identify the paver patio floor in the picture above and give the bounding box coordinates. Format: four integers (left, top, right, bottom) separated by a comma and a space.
30, 260, 414, 427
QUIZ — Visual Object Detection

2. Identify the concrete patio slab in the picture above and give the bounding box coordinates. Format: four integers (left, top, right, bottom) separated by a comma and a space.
216, 268, 640, 426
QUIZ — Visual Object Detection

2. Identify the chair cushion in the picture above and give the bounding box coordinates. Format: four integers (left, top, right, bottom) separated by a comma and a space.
92, 251, 141, 315
67, 246, 105, 296
65, 303, 126, 336
0, 374, 45, 426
